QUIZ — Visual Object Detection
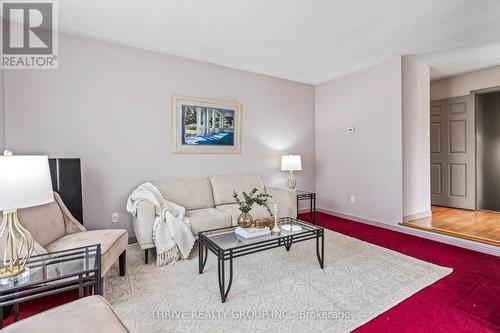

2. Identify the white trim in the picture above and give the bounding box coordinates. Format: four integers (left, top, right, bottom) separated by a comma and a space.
317, 207, 499, 257
403, 210, 432, 222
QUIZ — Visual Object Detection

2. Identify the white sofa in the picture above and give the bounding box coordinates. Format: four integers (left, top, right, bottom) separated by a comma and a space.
132, 174, 297, 263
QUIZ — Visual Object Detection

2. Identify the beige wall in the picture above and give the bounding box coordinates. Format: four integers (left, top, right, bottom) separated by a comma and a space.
315, 57, 431, 225
402, 58, 431, 220
431, 65, 500, 100
4, 33, 316, 233
315, 58, 403, 225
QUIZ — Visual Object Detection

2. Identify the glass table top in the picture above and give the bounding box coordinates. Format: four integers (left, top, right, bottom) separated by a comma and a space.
296, 190, 314, 195
0, 245, 100, 291
201, 217, 321, 251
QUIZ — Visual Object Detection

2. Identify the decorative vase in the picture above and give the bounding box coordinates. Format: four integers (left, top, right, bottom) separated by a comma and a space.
237, 212, 254, 228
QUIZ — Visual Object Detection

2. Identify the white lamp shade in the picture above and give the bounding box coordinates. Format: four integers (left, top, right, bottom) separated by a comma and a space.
0, 155, 54, 211
281, 155, 302, 171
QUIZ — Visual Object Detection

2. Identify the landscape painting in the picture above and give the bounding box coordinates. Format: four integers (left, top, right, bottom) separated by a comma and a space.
173, 96, 242, 154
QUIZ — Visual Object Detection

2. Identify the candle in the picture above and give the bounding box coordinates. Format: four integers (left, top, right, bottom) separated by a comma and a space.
271, 203, 280, 233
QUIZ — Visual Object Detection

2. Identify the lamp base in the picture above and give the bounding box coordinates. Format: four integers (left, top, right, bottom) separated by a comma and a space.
0, 267, 30, 287
0, 210, 34, 279
286, 171, 297, 189
0, 265, 26, 279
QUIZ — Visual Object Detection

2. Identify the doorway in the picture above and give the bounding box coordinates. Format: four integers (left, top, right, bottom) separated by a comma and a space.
402, 90, 500, 245
476, 91, 500, 211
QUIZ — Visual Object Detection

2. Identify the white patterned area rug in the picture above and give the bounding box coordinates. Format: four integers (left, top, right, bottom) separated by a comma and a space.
104, 229, 452, 333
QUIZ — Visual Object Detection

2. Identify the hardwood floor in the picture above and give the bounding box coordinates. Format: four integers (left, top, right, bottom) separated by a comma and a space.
401, 206, 500, 246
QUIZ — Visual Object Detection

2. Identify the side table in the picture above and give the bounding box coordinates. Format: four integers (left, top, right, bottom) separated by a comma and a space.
296, 190, 316, 224
0, 244, 101, 328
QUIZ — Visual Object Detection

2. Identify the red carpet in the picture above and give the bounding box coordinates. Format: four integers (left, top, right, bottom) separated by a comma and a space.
2, 289, 78, 326
4, 212, 500, 332
299, 212, 500, 333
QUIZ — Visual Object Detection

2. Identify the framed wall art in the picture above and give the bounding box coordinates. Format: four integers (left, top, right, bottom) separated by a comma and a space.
172, 96, 242, 154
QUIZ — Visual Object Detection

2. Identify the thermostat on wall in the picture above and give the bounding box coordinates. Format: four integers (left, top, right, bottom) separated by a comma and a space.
347, 127, 355, 133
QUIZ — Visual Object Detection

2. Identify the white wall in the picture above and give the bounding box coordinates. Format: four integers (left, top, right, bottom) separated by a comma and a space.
431, 65, 500, 100
315, 58, 403, 225
402, 58, 431, 220
4, 33, 315, 233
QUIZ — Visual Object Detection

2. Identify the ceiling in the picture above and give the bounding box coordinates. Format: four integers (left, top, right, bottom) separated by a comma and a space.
58, 0, 500, 84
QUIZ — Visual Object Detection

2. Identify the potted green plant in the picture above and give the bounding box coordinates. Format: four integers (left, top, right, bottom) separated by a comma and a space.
233, 188, 273, 228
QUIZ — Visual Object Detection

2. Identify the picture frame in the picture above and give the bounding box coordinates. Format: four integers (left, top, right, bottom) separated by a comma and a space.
172, 96, 242, 154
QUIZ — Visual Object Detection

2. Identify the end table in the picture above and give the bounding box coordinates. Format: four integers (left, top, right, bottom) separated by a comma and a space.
296, 190, 316, 224
0, 244, 101, 328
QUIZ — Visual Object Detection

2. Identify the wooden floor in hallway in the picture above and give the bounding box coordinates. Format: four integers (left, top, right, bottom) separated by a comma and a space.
401, 206, 500, 246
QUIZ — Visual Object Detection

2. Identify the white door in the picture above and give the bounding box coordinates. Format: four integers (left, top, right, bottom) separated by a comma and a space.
430, 95, 475, 210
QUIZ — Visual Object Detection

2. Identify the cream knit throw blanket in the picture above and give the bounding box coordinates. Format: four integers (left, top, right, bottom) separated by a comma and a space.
126, 182, 195, 266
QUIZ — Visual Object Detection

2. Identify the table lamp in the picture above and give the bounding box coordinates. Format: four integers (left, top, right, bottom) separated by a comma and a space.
281, 155, 302, 189
0, 150, 54, 279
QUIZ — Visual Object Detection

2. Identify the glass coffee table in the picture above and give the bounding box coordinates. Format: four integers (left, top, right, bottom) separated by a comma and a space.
198, 217, 324, 303
0, 244, 101, 328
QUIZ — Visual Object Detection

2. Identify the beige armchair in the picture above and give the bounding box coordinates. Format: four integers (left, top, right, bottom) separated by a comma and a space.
0, 192, 128, 277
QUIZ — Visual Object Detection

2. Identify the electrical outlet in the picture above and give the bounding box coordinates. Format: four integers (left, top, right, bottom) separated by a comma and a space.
350, 195, 356, 204
112, 213, 119, 224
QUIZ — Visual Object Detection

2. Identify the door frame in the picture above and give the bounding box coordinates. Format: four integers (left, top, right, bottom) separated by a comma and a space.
472, 85, 500, 210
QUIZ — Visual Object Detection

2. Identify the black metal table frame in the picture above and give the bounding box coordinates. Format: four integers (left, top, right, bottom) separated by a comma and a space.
198, 221, 324, 303
0, 244, 101, 328
297, 191, 316, 224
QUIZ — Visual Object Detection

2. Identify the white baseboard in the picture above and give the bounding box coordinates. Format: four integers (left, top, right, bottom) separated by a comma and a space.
403, 210, 432, 222
317, 207, 499, 257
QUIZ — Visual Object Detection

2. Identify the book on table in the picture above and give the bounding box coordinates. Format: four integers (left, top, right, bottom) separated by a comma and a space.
235, 226, 271, 239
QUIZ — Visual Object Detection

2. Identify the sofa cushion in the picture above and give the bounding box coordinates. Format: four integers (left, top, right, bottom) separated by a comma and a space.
0, 295, 128, 333
15, 200, 66, 247
215, 204, 272, 226
45, 229, 128, 277
209, 174, 265, 206
153, 178, 214, 210
186, 208, 231, 235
